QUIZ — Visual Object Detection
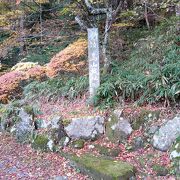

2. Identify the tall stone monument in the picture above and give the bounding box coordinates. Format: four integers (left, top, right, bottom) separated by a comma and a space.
88, 28, 100, 99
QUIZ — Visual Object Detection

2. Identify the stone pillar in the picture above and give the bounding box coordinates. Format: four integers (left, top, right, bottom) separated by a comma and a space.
176, 3, 180, 31
88, 28, 100, 99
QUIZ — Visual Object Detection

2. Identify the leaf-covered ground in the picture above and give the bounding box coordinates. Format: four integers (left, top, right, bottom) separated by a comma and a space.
0, 133, 88, 180
37, 97, 178, 179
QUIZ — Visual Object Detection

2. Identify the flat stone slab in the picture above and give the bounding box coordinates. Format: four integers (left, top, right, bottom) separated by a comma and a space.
71, 154, 136, 180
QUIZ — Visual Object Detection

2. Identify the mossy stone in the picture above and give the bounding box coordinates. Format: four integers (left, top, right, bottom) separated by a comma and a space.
72, 139, 85, 149
131, 109, 160, 130
95, 145, 120, 157
71, 154, 136, 180
62, 119, 71, 127
170, 136, 180, 176
23, 105, 34, 115
31, 135, 49, 152
152, 164, 169, 176
105, 114, 119, 143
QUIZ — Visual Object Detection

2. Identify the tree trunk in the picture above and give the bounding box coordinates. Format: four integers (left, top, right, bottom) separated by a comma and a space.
102, 30, 109, 74
19, 14, 25, 54
102, 11, 112, 74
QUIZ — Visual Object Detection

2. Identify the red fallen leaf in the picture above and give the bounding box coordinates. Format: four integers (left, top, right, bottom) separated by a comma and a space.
16, 0, 21, 5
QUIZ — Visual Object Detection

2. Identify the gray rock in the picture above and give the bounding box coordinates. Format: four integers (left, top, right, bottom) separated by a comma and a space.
169, 138, 180, 175
34, 119, 48, 129
54, 176, 68, 180
132, 137, 144, 150
153, 115, 180, 151
113, 109, 123, 119
147, 125, 159, 135
50, 116, 62, 129
48, 116, 67, 145
65, 116, 104, 140
115, 117, 133, 138
59, 136, 70, 148
15, 108, 34, 143
106, 113, 132, 143
170, 150, 180, 159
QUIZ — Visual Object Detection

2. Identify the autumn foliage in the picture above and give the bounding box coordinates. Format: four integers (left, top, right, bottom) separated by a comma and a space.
0, 39, 87, 103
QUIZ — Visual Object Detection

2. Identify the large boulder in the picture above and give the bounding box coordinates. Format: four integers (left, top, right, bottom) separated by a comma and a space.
14, 108, 34, 143
153, 115, 180, 151
70, 154, 136, 180
106, 110, 132, 143
65, 116, 104, 140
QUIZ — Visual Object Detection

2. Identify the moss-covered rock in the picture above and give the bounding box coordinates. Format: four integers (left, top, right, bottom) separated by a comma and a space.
106, 113, 132, 144
131, 136, 145, 151
170, 136, 180, 177
106, 114, 119, 143
152, 164, 169, 176
72, 139, 85, 149
71, 154, 136, 180
131, 109, 160, 130
31, 134, 49, 152
62, 119, 71, 127
95, 145, 120, 157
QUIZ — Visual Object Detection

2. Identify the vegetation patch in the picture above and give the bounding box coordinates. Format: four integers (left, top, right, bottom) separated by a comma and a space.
0, 100, 21, 131
23, 75, 88, 102
71, 139, 85, 149
95, 18, 180, 108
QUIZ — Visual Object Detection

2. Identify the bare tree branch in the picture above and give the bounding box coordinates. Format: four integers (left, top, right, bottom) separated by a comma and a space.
75, 15, 88, 30
84, 0, 108, 15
